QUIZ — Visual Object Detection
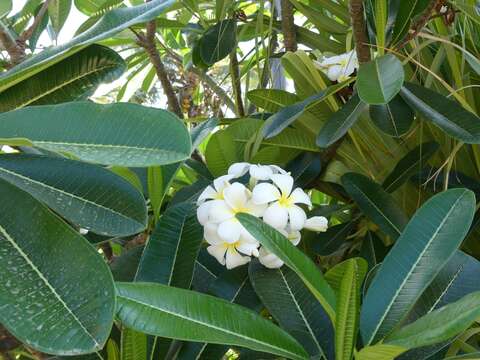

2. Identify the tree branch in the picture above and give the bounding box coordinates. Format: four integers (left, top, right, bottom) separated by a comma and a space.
20, 0, 51, 43
280, 0, 297, 52
349, 0, 370, 64
229, 51, 245, 117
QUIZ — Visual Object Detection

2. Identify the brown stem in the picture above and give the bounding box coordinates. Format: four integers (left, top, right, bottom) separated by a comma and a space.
229, 51, 245, 117
0, 27, 25, 65
396, 0, 444, 50
280, 0, 297, 52
20, 0, 51, 42
349, 0, 370, 64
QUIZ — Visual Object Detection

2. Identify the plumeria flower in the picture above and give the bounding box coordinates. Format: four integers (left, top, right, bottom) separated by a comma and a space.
314, 50, 359, 82
209, 182, 266, 243
204, 222, 258, 269
196, 174, 233, 225
304, 216, 329, 232
252, 174, 311, 231
258, 227, 301, 269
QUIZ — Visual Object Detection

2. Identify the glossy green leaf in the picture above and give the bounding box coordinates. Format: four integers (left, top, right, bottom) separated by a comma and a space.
236, 213, 337, 321
369, 95, 414, 137
0, 154, 146, 236
249, 260, 335, 359
121, 328, 147, 360
115, 282, 309, 360
310, 222, 355, 256
0, 45, 126, 112
325, 257, 368, 295
360, 189, 476, 345
399, 82, 480, 144
357, 55, 404, 105
316, 94, 367, 148
48, 0, 72, 34
106, 339, 120, 360
391, 0, 431, 44
199, 19, 237, 66
336, 259, 366, 360
356, 344, 406, 360
0, 102, 191, 167
0, 179, 115, 355
135, 202, 203, 288
205, 129, 242, 177
341, 173, 409, 239
386, 292, 480, 349
382, 142, 439, 192
147, 163, 180, 222
74, 0, 121, 15
0, 0, 174, 92
247, 89, 300, 112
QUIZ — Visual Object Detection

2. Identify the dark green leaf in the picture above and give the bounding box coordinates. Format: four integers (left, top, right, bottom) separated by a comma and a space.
247, 89, 300, 112
0, 179, 115, 355
199, 19, 237, 66
360, 189, 476, 344
48, 0, 72, 34
310, 222, 354, 256
391, 0, 431, 44
369, 95, 414, 137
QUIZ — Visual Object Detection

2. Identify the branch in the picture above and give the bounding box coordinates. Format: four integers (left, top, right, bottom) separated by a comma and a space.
280, 0, 297, 52
0, 22, 25, 65
229, 51, 245, 117
19, 0, 51, 43
191, 67, 236, 113
349, 0, 370, 64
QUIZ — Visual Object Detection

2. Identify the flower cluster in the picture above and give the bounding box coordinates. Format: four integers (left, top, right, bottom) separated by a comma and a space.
314, 50, 359, 82
196, 163, 328, 269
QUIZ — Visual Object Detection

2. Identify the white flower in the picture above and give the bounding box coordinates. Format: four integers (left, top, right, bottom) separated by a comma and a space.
258, 228, 301, 269
196, 174, 233, 225
304, 216, 328, 232
209, 182, 266, 243
314, 50, 359, 82
204, 222, 258, 269
252, 174, 311, 230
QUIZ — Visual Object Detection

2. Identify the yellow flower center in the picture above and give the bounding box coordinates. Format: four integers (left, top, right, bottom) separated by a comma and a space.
278, 194, 292, 207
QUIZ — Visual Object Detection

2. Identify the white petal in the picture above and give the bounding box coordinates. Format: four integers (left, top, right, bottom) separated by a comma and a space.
270, 174, 294, 197
287, 230, 301, 246
236, 239, 259, 257
217, 219, 242, 244
304, 216, 328, 232
223, 182, 249, 210
269, 165, 287, 174
327, 65, 343, 81
197, 185, 217, 204
263, 202, 289, 229
207, 244, 227, 265
288, 205, 307, 231
320, 54, 343, 66
228, 162, 251, 178
245, 200, 267, 217
196, 201, 212, 225
208, 200, 233, 223
204, 222, 224, 245
225, 247, 251, 269
213, 174, 234, 194
252, 182, 281, 205
258, 247, 284, 269
290, 188, 312, 207
249, 164, 273, 181
240, 226, 258, 244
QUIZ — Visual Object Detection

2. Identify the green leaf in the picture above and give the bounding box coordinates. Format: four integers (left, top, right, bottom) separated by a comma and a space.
0, 179, 115, 355
205, 129, 242, 177
48, 0, 72, 34
391, 0, 431, 44
357, 55, 404, 105
115, 282, 309, 360
369, 95, 414, 137
263, 82, 351, 139
121, 328, 147, 360
135, 202, 203, 288
386, 292, 480, 349
249, 260, 334, 359
0, 0, 174, 92
399, 82, 480, 144
310, 222, 355, 256
341, 173, 409, 239
247, 89, 300, 112
360, 189, 476, 345
147, 163, 180, 222
325, 257, 368, 294
355, 344, 406, 360
106, 340, 120, 360
0, 102, 191, 167
336, 259, 366, 360
382, 142, 439, 192
316, 94, 367, 148
236, 213, 337, 321
199, 19, 237, 66
0, 154, 146, 236
0, 45, 126, 112
0, 0, 12, 17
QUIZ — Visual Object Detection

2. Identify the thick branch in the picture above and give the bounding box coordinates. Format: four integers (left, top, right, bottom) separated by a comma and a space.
280, 0, 297, 52
229, 51, 245, 117
349, 0, 370, 64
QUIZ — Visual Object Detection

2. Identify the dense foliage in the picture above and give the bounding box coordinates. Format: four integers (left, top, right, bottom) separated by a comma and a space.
0, 0, 480, 359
